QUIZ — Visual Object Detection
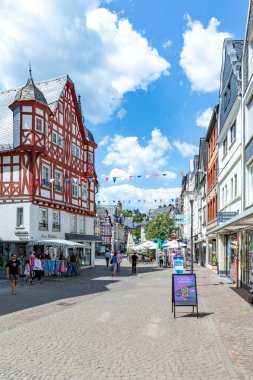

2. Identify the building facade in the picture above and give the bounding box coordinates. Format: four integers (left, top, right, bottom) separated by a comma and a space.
0, 73, 99, 266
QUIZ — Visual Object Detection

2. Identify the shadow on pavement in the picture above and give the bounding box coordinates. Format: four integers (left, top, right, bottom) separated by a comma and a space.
229, 286, 252, 304
0, 260, 160, 317
179, 312, 214, 318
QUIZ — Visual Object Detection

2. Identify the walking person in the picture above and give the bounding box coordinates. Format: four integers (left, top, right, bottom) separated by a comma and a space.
111, 252, 118, 276
29, 250, 36, 280
33, 255, 43, 283
116, 251, 122, 273
6, 254, 22, 295
158, 252, 164, 268
67, 252, 79, 277
131, 253, 138, 274
24, 259, 32, 284
104, 250, 110, 267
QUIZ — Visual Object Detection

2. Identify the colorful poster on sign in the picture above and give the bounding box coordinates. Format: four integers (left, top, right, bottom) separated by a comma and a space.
173, 257, 184, 274
173, 274, 197, 303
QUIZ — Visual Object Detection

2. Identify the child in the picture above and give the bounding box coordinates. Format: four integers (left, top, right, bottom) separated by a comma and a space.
24, 259, 32, 284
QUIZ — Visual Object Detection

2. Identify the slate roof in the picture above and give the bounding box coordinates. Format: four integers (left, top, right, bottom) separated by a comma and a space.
0, 75, 96, 148
15, 77, 48, 105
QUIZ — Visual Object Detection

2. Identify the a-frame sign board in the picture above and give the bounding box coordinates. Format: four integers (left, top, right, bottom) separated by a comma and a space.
172, 274, 199, 318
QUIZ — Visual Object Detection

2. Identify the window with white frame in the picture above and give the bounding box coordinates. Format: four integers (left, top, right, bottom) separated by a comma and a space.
230, 121, 236, 144
17, 207, 24, 227
55, 171, 63, 192
71, 114, 75, 123
234, 173, 237, 198
231, 177, 234, 201
35, 117, 43, 133
52, 132, 63, 147
72, 179, 78, 197
88, 152, 93, 164
70, 214, 77, 233
223, 137, 228, 156
82, 183, 87, 200
222, 187, 224, 208
80, 217, 86, 233
76, 146, 80, 158
42, 164, 50, 187
59, 102, 63, 113
39, 208, 48, 230
72, 143, 76, 156
52, 211, 60, 231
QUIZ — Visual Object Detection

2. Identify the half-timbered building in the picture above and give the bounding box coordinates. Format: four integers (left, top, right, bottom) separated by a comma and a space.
0, 72, 100, 266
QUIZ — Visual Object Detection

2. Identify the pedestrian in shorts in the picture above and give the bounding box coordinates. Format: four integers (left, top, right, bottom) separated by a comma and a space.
6, 254, 22, 295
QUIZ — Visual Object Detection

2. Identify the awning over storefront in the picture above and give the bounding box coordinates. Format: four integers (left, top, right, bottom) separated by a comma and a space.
65, 233, 103, 242
207, 206, 253, 235
29, 239, 84, 247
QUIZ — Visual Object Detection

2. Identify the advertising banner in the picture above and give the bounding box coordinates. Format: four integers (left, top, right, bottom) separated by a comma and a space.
173, 257, 184, 274
173, 274, 197, 304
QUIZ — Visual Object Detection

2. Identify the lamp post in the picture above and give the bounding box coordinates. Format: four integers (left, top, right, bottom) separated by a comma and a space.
185, 191, 195, 274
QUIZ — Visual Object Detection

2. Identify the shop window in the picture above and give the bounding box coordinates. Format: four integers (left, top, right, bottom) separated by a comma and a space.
17, 207, 24, 227
39, 208, 48, 230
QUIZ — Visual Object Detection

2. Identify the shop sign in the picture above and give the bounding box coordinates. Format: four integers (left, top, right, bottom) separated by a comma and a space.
15, 231, 29, 240
172, 274, 199, 318
218, 212, 238, 223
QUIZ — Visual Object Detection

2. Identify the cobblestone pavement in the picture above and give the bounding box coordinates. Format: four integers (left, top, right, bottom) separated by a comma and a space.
0, 258, 253, 380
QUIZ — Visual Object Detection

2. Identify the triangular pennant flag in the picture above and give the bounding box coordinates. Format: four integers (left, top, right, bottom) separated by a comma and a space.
113, 177, 117, 183
88, 177, 93, 183
162, 173, 167, 176
129, 176, 133, 180
98, 201, 100, 204
154, 200, 157, 203
171, 199, 174, 202
188, 171, 192, 175
138, 200, 141, 203
137, 175, 142, 179
66, 178, 70, 183
43, 179, 47, 185
113, 200, 116, 203
144, 200, 146, 203
205, 168, 210, 172
128, 200, 131, 203
35, 179, 39, 185
160, 199, 163, 202
154, 173, 159, 178
58, 178, 62, 183
180, 171, 185, 175
50, 178, 54, 183
105, 177, 109, 182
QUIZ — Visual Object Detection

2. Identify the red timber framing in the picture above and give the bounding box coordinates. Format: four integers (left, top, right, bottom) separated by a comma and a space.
0, 78, 97, 216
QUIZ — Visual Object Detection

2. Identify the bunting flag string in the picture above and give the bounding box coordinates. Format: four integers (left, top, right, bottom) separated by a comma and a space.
97, 198, 176, 205
33, 168, 225, 187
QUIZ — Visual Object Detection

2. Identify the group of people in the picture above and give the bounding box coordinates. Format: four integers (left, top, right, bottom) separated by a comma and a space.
6, 251, 43, 295
6, 251, 80, 295
104, 250, 139, 275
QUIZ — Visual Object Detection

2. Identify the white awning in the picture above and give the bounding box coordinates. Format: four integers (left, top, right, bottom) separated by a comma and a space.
29, 239, 84, 248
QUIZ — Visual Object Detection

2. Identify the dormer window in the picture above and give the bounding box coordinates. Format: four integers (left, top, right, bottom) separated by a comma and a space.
35, 117, 43, 133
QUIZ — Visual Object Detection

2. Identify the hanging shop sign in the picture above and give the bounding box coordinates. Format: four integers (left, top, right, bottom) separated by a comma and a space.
218, 212, 238, 223
172, 274, 198, 318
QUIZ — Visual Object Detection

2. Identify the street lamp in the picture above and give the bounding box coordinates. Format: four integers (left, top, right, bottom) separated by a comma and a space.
185, 190, 195, 274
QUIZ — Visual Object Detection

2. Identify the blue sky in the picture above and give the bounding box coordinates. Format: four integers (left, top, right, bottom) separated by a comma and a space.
0, 0, 249, 210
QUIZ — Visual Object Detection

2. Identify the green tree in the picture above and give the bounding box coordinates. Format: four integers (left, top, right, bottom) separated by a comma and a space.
144, 212, 175, 240
133, 227, 141, 240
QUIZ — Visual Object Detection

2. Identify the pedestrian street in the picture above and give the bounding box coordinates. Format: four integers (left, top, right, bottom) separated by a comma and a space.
0, 259, 253, 380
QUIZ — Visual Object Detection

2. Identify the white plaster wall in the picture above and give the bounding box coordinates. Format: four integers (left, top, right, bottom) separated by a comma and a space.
0, 202, 31, 241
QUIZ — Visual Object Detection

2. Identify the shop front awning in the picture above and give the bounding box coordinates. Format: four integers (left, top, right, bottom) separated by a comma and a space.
29, 239, 84, 248
65, 233, 103, 243
207, 206, 253, 235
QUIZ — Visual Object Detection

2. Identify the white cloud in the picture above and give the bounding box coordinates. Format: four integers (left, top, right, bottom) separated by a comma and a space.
116, 108, 127, 119
173, 140, 198, 157
0, 0, 170, 124
102, 128, 175, 177
163, 40, 172, 49
97, 184, 181, 210
99, 135, 110, 146
196, 107, 213, 128
180, 15, 231, 92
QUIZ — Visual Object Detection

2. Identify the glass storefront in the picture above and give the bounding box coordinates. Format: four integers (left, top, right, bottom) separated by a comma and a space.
242, 230, 253, 287
225, 234, 238, 283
